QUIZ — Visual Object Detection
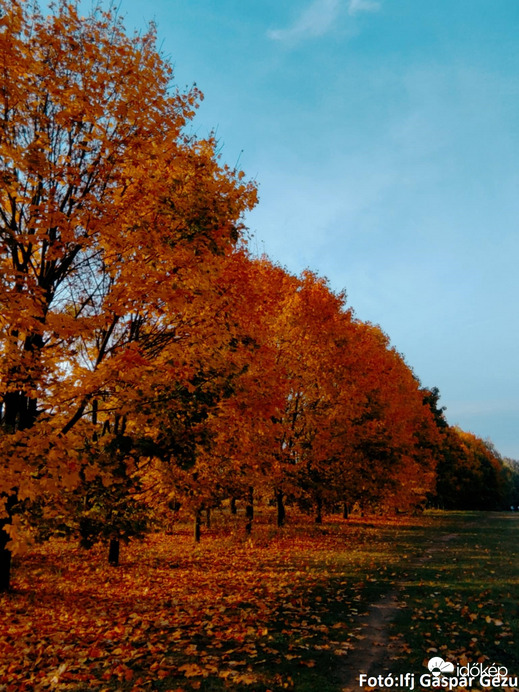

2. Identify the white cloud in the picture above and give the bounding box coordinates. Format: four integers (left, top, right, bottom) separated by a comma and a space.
267, 0, 381, 43
347, 0, 381, 15
267, 0, 341, 42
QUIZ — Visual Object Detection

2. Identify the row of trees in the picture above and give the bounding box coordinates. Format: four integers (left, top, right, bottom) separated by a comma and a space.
0, 0, 515, 590
420, 389, 519, 511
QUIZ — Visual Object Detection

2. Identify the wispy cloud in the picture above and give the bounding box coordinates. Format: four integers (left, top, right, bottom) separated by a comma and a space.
267, 0, 341, 42
267, 0, 381, 43
347, 0, 381, 16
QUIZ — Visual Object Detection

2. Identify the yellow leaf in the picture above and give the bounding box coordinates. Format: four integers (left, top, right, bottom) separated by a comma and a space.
179, 663, 204, 678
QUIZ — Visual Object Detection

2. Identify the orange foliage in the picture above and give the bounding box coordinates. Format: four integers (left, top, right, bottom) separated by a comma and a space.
2, 0, 508, 601
0, 0, 255, 560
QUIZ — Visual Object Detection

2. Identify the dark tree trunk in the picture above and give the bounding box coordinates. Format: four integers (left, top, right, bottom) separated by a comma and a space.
230, 497, 237, 515
276, 490, 285, 527
1, 373, 40, 592
245, 486, 254, 535
0, 495, 17, 593
194, 509, 201, 543
108, 538, 120, 566
315, 496, 323, 524
0, 539, 11, 593
343, 502, 349, 520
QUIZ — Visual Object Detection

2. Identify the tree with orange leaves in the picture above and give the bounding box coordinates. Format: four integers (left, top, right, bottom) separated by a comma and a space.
0, 0, 256, 589
265, 270, 354, 525
322, 319, 440, 516
434, 427, 508, 510
130, 252, 288, 539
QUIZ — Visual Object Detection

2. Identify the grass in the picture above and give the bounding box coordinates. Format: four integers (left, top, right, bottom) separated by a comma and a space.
1, 511, 518, 690
387, 512, 519, 682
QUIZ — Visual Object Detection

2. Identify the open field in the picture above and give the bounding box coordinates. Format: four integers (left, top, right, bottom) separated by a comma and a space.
1, 511, 518, 691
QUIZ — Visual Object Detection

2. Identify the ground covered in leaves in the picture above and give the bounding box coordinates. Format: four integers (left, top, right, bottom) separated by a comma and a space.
1, 512, 518, 691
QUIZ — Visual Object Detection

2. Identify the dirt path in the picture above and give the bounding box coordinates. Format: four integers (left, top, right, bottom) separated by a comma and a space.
338, 584, 404, 691
338, 533, 458, 691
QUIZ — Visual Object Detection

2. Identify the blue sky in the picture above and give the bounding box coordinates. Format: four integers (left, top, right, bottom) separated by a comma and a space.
118, 0, 519, 459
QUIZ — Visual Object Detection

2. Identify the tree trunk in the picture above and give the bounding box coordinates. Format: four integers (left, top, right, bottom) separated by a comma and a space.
194, 509, 201, 543
1, 375, 40, 592
230, 497, 237, 515
0, 525, 11, 593
315, 496, 323, 524
245, 486, 254, 535
205, 507, 211, 529
343, 502, 349, 520
276, 490, 285, 527
108, 538, 120, 566
0, 495, 17, 592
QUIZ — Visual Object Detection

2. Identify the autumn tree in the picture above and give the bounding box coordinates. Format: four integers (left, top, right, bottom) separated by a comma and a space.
132, 252, 288, 539
434, 428, 508, 510
421, 389, 513, 511
210, 260, 337, 528
0, 0, 256, 589
334, 321, 440, 515
422, 387, 449, 431
271, 271, 357, 524
502, 457, 519, 509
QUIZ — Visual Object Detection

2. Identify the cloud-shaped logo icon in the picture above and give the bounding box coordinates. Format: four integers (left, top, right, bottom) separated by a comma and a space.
428, 657, 455, 677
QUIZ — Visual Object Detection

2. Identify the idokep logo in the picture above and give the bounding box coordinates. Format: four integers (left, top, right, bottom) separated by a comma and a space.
428, 657, 455, 676
420, 657, 519, 690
